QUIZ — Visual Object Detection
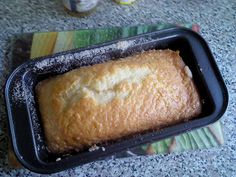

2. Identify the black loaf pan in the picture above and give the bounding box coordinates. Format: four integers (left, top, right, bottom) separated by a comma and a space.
5, 27, 228, 174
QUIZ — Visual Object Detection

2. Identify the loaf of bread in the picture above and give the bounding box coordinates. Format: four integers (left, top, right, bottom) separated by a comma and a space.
36, 49, 202, 153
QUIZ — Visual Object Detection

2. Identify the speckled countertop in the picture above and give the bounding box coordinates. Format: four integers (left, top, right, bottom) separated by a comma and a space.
0, 0, 235, 176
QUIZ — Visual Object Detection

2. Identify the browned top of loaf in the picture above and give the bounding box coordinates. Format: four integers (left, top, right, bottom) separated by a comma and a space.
36, 49, 202, 153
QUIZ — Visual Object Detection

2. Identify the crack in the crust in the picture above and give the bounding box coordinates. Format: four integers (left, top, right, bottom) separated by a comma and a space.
61, 66, 152, 109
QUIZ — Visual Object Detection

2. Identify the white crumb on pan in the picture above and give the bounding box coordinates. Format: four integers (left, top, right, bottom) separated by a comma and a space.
88, 145, 106, 152
56, 158, 61, 161
88, 144, 100, 152
184, 66, 193, 78
202, 99, 206, 104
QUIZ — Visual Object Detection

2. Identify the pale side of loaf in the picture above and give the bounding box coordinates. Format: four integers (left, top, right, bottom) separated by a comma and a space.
36, 49, 202, 153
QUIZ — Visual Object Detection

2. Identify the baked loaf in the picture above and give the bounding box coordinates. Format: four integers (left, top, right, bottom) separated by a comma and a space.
36, 49, 202, 153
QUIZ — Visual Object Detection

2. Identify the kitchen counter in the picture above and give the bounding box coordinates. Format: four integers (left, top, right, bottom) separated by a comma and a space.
0, 0, 235, 176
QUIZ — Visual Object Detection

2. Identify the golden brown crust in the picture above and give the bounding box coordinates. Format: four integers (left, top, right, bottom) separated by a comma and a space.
36, 49, 202, 153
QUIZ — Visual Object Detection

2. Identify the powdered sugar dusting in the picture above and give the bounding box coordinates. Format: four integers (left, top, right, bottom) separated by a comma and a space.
116, 40, 136, 50
10, 67, 45, 149
32, 39, 142, 73
12, 79, 25, 103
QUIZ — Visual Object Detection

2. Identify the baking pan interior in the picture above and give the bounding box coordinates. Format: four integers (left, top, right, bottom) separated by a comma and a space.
31, 37, 211, 158
5, 28, 228, 173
